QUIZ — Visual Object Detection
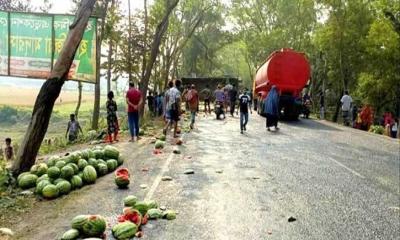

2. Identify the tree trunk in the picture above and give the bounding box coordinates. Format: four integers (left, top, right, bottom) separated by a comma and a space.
106, 0, 115, 94
75, 81, 83, 118
12, 0, 97, 175
127, 0, 133, 83
91, 0, 110, 130
139, 0, 180, 115
141, 0, 148, 80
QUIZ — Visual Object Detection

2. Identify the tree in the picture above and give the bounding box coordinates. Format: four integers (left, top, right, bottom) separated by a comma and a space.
0, 0, 31, 11
91, 0, 111, 130
12, 0, 97, 175
139, 0, 180, 114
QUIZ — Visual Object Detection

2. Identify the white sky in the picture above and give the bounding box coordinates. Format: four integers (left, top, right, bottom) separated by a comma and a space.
29, 0, 153, 15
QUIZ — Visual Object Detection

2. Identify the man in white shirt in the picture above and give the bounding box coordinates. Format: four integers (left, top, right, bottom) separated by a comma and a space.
340, 90, 353, 126
163, 80, 182, 138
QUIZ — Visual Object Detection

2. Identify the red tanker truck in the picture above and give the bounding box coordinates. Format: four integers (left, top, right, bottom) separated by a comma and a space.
253, 48, 311, 119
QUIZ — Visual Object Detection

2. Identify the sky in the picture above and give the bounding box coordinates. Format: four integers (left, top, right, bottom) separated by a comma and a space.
30, 0, 153, 15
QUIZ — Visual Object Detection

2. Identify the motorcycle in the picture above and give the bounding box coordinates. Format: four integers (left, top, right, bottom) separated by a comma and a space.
215, 101, 225, 120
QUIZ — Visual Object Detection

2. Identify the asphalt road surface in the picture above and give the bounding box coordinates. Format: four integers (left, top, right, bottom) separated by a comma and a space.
11, 113, 399, 240
144, 114, 399, 240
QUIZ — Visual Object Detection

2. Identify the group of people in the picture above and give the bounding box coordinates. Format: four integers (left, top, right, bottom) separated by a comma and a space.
340, 91, 399, 138
62, 79, 286, 146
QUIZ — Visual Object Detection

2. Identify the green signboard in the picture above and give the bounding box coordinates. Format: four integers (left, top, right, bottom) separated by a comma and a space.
0, 11, 97, 83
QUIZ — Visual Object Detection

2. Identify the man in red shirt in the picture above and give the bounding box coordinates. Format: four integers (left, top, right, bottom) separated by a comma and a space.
186, 84, 199, 129
126, 82, 143, 142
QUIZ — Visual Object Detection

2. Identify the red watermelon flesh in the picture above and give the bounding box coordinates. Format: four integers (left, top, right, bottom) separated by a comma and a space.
116, 168, 130, 177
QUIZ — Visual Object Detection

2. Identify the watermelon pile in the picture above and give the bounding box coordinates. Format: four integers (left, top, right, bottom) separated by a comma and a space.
113, 195, 176, 239
17, 145, 123, 199
60, 195, 176, 239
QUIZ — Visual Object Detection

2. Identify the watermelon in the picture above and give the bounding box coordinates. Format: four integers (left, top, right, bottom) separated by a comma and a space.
36, 163, 48, 176
71, 215, 89, 231
139, 129, 145, 136
35, 179, 51, 194
106, 159, 118, 172
88, 150, 96, 159
88, 158, 98, 169
93, 149, 104, 159
134, 201, 150, 216
147, 208, 163, 219
104, 145, 120, 160
82, 215, 106, 237
70, 175, 83, 189
80, 150, 90, 160
42, 184, 59, 199
163, 210, 177, 220
123, 195, 138, 207
155, 140, 165, 149
61, 229, 79, 240
83, 166, 97, 184
68, 163, 79, 174
159, 135, 166, 141
115, 175, 129, 188
112, 222, 138, 240
97, 159, 106, 165
17, 172, 30, 182
146, 200, 158, 209
56, 180, 72, 195
61, 165, 75, 179
67, 152, 80, 164
55, 160, 66, 169
18, 173, 38, 189
47, 156, 60, 167
117, 156, 124, 166
36, 174, 49, 184
97, 163, 108, 176
78, 171, 84, 179
47, 166, 61, 179
115, 168, 130, 177
122, 208, 142, 226
53, 178, 65, 185
78, 159, 88, 170
30, 164, 39, 175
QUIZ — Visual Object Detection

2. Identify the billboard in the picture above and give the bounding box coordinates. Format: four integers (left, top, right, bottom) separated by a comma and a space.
0, 11, 97, 83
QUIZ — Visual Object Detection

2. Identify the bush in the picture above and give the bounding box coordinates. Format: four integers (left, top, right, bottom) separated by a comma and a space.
0, 106, 31, 125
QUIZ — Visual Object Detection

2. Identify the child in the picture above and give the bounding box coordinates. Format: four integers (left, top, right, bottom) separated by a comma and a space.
391, 118, 398, 139
66, 114, 83, 142
4, 138, 14, 161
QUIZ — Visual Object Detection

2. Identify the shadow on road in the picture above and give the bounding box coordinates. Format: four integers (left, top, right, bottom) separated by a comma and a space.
282, 119, 342, 132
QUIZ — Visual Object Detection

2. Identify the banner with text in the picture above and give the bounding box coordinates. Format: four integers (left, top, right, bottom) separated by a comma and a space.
0, 11, 97, 83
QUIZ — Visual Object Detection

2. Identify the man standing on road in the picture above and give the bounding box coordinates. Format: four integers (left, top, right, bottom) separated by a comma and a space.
163, 80, 182, 138
126, 82, 143, 142
146, 91, 155, 116
238, 88, 252, 134
200, 84, 212, 114
186, 84, 199, 129
341, 90, 353, 126
229, 84, 238, 117
319, 91, 325, 120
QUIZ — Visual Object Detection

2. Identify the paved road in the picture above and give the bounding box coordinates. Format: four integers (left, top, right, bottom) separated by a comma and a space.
11, 114, 399, 240
144, 114, 399, 240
